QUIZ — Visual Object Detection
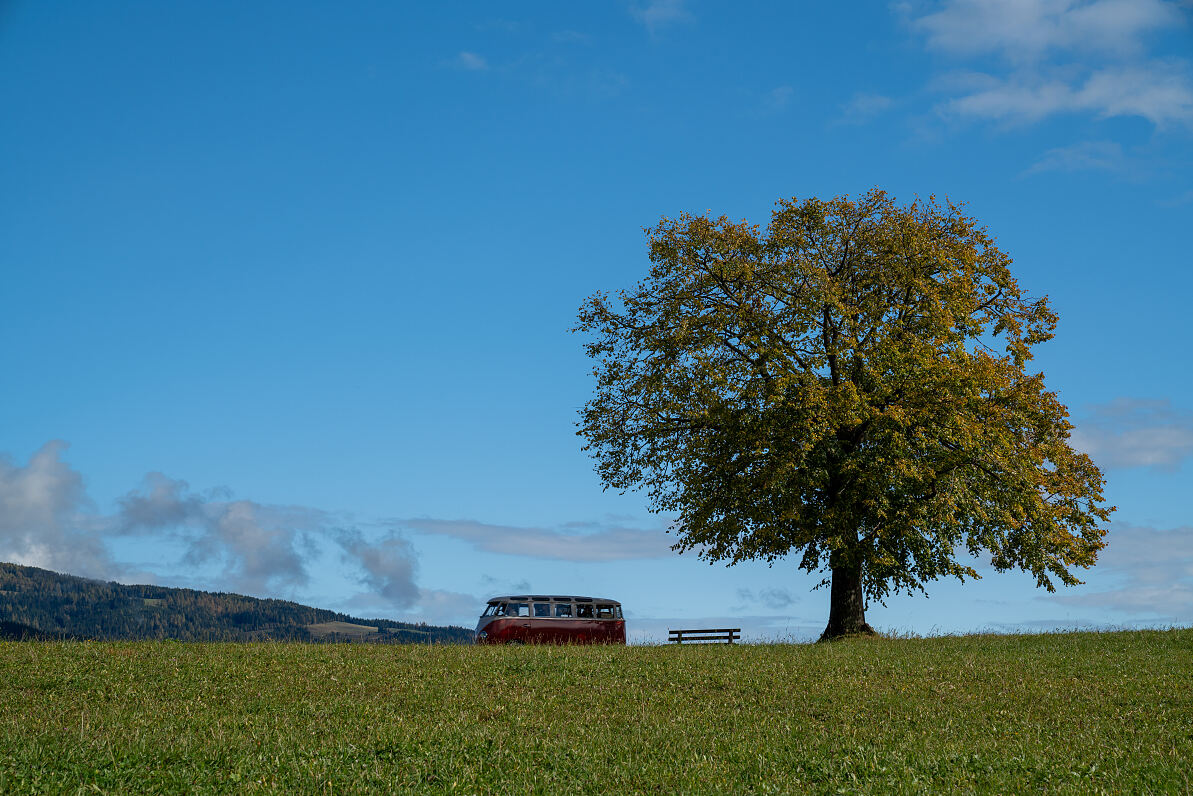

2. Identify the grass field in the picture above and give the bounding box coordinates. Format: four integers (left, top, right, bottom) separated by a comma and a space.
2, 630, 1191, 794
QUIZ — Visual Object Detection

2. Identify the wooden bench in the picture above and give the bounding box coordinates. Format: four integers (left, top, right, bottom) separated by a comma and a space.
668, 628, 741, 644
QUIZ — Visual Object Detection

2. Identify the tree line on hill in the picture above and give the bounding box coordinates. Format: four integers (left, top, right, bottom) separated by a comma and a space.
0, 562, 473, 644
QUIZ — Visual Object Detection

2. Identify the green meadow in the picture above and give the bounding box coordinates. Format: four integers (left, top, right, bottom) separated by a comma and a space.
2, 630, 1191, 794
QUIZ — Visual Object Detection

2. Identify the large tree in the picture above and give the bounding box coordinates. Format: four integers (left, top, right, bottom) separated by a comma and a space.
576, 190, 1112, 640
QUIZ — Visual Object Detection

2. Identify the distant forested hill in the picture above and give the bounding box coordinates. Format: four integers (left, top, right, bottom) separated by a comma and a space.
0, 563, 473, 644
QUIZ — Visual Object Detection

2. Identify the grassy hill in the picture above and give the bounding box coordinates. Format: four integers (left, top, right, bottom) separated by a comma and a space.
1, 629, 1190, 793
0, 562, 472, 644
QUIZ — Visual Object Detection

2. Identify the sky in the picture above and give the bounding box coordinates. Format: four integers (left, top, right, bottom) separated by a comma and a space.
2, 0, 1191, 643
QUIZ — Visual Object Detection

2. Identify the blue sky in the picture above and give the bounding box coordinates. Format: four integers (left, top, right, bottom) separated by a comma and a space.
2, 0, 1191, 641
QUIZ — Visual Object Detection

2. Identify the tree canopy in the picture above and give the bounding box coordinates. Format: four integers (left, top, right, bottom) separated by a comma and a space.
576, 189, 1112, 639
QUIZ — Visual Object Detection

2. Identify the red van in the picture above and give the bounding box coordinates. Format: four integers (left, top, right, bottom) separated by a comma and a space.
474, 595, 626, 645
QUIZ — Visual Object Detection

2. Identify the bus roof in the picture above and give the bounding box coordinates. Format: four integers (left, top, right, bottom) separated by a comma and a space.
486, 595, 620, 605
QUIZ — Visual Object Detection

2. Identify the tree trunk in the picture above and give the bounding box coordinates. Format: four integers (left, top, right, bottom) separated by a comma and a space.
819, 561, 875, 641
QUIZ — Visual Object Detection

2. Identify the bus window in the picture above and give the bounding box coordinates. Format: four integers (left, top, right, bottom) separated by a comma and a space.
596, 605, 614, 619
576, 604, 594, 618
554, 603, 573, 618
534, 603, 551, 618
614, 606, 623, 619
498, 602, 529, 617
482, 603, 499, 617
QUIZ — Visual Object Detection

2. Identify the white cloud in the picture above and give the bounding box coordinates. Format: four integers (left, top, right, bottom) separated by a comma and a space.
937, 61, 1193, 125
909, 0, 1193, 128
631, 0, 691, 32
393, 517, 675, 561
1070, 397, 1193, 470
454, 51, 489, 71
914, 0, 1184, 61
0, 442, 113, 579
1022, 139, 1125, 174
1078, 60, 1193, 123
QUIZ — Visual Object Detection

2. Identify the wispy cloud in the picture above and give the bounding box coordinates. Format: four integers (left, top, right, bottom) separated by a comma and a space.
453, 40, 627, 100
736, 587, 797, 610
333, 531, 482, 621
1058, 523, 1193, 619
837, 91, 895, 124
411, 588, 482, 624
336, 530, 419, 608
764, 85, 795, 113
935, 61, 1193, 126
907, 0, 1193, 128
583, 68, 630, 99
392, 517, 675, 561
1022, 139, 1125, 174
1071, 397, 1193, 470
479, 574, 532, 596
1158, 188, 1193, 206
332, 585, 479, 625
631, 0, 691, 33
117, 472, 329, 594
913, 0, 1183, 61
453, 51, 489, 71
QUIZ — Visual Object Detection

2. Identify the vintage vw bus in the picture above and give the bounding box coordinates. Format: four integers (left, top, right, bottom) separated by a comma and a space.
474, 595, 626, 645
